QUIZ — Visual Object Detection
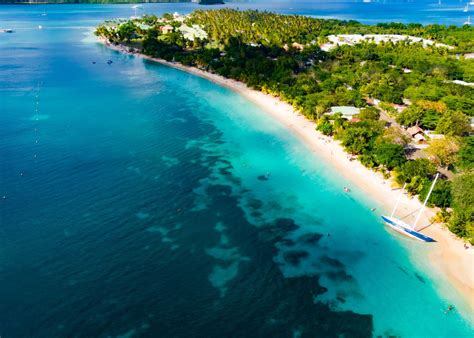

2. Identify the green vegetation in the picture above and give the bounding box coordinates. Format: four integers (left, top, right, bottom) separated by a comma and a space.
337, 120, 384, 155
457, 136, 474, 171
449, 173, 474, 243
185, 9, 474, 51
395, 159, 437, 195
96, 9, 474, 242
316, 116, 333, 136
374, 143, 406, 170
420, 179, 452, 208
426, 137, 460, 168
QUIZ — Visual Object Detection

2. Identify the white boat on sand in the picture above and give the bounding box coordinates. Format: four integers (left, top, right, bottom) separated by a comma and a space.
382, 174, 439, 243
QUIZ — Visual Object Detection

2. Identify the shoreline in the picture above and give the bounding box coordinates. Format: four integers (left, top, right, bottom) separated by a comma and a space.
102, 40, 474, 315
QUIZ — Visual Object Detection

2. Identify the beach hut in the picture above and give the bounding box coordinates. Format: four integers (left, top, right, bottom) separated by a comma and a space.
407, 125, 426, 143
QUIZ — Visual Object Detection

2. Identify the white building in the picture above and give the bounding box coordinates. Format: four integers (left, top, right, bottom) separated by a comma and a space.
160, 25, 174, 34
320, 34, 453, 51
328, 106, 361, 119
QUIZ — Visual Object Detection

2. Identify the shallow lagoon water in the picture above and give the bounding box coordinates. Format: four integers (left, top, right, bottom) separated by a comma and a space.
0, 3, 473, 337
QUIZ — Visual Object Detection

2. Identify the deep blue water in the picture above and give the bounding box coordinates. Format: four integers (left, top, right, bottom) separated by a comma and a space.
0, 2, 473, 338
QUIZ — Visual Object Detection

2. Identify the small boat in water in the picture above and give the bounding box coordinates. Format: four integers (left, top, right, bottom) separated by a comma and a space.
1, 28, 14, 33
382, 173, 439, 243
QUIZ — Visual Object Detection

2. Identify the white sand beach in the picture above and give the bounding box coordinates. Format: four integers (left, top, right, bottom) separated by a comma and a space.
103, 40, 474, 314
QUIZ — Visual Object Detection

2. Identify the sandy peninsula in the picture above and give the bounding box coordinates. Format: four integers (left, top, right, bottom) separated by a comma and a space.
102, 40, 474, 316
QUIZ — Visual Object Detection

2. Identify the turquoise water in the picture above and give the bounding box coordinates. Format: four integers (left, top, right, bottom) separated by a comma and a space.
1, 3, 473, 337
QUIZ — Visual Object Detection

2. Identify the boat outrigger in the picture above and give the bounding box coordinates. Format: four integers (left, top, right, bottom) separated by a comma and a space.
382, 173, 439, 243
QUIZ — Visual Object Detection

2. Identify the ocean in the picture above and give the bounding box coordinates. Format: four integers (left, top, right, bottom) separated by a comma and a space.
0, 2, 472, 337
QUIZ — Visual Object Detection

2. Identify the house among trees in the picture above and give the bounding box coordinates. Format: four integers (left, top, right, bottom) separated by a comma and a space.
407, 125, 426, 143
283, 42, 305, 51
366, 97, 381, 106
160, 25, 174, 34
292, 42, 305, 51
389, 103, 408, 113
424, 131, 443, 139
328, 106, 360, 120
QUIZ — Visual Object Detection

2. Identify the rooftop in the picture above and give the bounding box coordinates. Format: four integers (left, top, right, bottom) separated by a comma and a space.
329, 106, 360, 117
407, 125, 424, 136
321, 34, 454, 51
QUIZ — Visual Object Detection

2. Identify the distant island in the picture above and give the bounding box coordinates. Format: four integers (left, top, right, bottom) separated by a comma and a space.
96, 9, 474, 244
1, 0, 190, 4
199, 0, 224, 4
0, 0, 224, 3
